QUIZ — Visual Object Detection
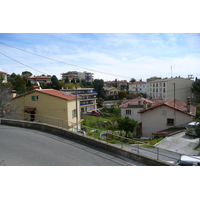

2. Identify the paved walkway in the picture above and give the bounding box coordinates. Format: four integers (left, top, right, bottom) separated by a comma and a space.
154, 131, 200, 156
112, 131, 200, 163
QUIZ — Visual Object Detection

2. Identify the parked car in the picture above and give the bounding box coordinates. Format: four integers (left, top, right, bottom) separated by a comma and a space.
91, 110, 100, 115
185, 122, 200, 137
176, 155, 200, 166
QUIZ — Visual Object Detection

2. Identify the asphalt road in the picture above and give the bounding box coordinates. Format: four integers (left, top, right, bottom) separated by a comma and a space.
0, 125, 145, 166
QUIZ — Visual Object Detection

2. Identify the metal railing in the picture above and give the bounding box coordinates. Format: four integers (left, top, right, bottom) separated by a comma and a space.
3, 113, 77, 131
2, 114, 199, 165
80, 125, 183, 164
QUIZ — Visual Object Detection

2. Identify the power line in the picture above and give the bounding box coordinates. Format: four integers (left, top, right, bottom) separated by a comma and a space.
0, 41, 132, 79
0, 52, 48, 75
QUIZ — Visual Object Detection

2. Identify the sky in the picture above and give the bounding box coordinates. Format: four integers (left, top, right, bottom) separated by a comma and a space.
0, 33, 200, 82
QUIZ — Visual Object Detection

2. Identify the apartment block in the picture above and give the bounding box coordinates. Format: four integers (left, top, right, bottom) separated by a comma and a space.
61, 71, 94, 83
129, 81, 146, 94
61, 88, 97, 113
146, 76, 194, 102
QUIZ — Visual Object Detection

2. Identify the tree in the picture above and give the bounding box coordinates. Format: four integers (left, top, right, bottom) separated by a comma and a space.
0, 85, 12, 117
22, 71, 32, 79
191, 78, 200, 103
117, 116, 137, 138
93, 79, 104, 99
65, 77, 69, 83
118, 91, 127, 99
130, 78, 136, 83
0, 73, 5, 84
51, 75, 61, 90
8, 73, 26, 94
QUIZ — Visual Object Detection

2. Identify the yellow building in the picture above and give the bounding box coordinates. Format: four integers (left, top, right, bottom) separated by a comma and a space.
12, 89, 81, 131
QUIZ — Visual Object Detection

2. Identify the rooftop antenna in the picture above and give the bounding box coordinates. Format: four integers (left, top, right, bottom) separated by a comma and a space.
171, 66, 172, 78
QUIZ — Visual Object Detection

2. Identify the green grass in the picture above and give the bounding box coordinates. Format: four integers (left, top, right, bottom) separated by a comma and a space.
149, 137, 164, 145
141, 144, 155, 148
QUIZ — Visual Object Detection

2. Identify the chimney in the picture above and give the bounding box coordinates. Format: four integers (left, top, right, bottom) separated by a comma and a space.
11, 90, 17, 98
143, 101, 147, 110
187, 97, 191, 113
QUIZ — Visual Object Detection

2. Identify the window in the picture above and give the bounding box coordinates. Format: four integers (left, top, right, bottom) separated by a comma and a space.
72, 109, 76, 118
167, 118, 174, 126
31, 96, 38, 101
126, 110, 131, 115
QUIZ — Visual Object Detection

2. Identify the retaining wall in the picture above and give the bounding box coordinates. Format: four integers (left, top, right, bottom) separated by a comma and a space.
1, 119, 175, 166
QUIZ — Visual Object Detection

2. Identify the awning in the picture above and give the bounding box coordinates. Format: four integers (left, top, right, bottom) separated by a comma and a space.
24, 107, 36, 113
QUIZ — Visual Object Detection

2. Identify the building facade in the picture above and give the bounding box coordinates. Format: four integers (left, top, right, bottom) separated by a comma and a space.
61, 88, 97, 113
12, 89, 81, 131
0, 71, 7, 83
61, 71, 94, 83
129, 81, 146, 94
138, 99, 196, 138
146, 76, 194, 102
103, 87, 121, 99
26, 75, 52, 85
120, 97, 155, 123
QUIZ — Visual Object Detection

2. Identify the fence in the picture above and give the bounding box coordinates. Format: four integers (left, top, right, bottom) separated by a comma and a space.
1, 114, 198, 165
80, 126, 183, 163
3, 113, 77, 131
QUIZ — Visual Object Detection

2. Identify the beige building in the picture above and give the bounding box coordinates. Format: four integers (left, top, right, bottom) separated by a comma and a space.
11, 89, 81, 131
146, 76, 194, 102
103, 87, 121, 99
138, 99, 196, 138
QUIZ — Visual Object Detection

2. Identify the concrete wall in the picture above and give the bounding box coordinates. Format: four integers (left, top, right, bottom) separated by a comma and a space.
0, 119, 175, 166
141, 105, 193, 137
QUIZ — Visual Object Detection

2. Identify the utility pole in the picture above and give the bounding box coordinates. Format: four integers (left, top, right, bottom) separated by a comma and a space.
173, 83, 176, 116
173, 83, 175, 107
76, 85, 78, 132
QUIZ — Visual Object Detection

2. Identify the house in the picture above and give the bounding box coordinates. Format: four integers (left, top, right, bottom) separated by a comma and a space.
129, 81, 146, 94
0, 71, 7, 83
138, 98, 196, 138
11, 89, 81, 131
26, 75, 52, 85
120, 97, 159, 123
104, 87, 121, 99
146, 75, 194, 102
61, 88, 97, 113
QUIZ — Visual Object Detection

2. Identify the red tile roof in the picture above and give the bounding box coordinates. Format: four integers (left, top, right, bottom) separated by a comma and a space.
120, 97, 156, 108
0, 71, 7, 74
35, 89, 77, 100
139, 99, 196, 116
14, 89, 78, 101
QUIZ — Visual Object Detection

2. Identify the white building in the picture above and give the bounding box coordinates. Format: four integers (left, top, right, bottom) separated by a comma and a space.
0, 71, 7, 83
129, 81, 146, 94
78, 71, 94, 83
61, 71, 94, 83
138, 98, 196, 138
120, 97, 157, 123
146, 76, 194, 102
